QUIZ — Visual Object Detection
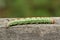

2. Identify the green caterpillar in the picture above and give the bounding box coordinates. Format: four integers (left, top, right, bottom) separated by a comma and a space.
7, 17, 55, 27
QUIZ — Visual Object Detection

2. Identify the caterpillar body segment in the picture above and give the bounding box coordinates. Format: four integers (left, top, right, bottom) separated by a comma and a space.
7, 20, 18, 26
7, 17, 55, 27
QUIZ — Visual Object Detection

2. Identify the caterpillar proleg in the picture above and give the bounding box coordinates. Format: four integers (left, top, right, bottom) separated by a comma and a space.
7, 17, 55, 28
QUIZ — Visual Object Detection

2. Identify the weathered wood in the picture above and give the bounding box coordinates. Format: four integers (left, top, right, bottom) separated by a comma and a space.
0, 17, 60, 40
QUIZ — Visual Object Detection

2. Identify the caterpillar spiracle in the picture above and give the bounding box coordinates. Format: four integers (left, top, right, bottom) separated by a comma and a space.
7, 17, 55, 28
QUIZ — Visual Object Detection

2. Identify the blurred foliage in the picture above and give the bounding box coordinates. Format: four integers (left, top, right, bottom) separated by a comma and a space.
0, 0, 60, 17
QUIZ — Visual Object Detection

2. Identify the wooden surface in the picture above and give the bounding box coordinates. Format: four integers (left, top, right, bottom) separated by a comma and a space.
0, 17, 60, 40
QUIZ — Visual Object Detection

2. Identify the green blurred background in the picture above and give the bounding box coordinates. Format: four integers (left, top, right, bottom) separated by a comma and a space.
0, 0, 60, 17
